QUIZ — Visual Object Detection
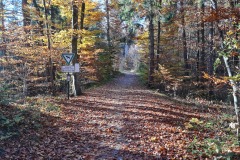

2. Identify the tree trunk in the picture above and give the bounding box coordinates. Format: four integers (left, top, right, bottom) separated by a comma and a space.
196, 28, 200, 82
105, 0, 114, 74
43, 0, 51, 50
209, 21, 214, 76
208, 3, 215, 98
80, 3, 85, 31
106, 0, 111, 49
156, 21, 160, 69
148, 0, 154, 86
156, 0, 162, 69
229, 0, 239, 66
180, 0, 188, 75
22, 0, 31, 26
72, 0, 82, 96
33, 0, 44, 35
200, 0, 205, 78
0, 0, 5, 54
43, 0, 54, 94
79, 2, 85, 46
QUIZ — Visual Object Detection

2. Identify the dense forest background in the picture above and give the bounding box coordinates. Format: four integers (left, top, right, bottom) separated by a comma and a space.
0, 0, 239, 120
0, 0, 239, 101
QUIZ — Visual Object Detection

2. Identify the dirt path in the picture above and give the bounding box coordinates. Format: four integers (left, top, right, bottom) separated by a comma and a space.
1, 72, 210, 159
63, 72, 206, 159
80, 72, 148, 159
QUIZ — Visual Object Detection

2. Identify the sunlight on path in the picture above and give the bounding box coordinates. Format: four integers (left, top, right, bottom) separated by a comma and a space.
84, 72, 143, 159
0, 72, 208, 159
67, 72, 205, 159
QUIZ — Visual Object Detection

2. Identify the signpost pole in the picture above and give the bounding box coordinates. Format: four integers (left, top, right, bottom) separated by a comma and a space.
67, 73, 70, 100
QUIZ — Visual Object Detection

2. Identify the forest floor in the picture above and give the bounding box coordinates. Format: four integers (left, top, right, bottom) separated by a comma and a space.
0, 72, 238, 159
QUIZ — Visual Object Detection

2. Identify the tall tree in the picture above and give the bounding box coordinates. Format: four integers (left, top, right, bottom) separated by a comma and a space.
196, 25, 200, 81
71, 0, 82, 96
79, 1, 85, 51
42, 0, 51, 50
148, 0, 155, 85
0, 0, 5, 54
156, 0, 162, 68
42, 0, 55, 94
208, 23, 214, 75
80, 2, 85, 31
200, 0, 205, 77
180, 0, 188, 75
22, 0, 31, 26
106, 0, 111, 49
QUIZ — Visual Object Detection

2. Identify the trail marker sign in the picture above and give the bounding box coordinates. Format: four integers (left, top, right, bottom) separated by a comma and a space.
74, 63, 80, 72
62, 53, 75, 65
61, 66, 75, 72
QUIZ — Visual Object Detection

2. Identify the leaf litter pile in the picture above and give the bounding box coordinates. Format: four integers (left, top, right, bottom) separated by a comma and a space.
1, 73, 239, 159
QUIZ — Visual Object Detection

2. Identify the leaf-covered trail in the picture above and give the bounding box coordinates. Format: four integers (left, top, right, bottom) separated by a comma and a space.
1, 72, 211, 159
61, 72, 207, 159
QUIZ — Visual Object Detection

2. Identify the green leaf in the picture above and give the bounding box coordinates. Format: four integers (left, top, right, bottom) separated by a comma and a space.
13, 114, 24, 124
214, 58, 221, 70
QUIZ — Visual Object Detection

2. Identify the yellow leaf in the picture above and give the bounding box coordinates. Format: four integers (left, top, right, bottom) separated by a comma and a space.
234, 42, 240, 49
184, 122, 193, 129
189, 118, 203, 124
150, 136, 158, 142
227, 30, 234, 36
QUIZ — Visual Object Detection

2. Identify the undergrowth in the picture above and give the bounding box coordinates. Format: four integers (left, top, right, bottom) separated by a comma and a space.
0, 96, 61, 141
186, 115, 240, 159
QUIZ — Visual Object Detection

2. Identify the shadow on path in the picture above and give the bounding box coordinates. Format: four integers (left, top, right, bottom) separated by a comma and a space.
1, 72, 210, 159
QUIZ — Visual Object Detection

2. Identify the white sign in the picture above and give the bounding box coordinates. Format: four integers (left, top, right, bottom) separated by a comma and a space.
61, 66, 75, 72
62, 53, 75, 65
75, 63, 80, 72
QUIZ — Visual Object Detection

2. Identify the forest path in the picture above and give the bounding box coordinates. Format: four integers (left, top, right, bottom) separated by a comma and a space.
81, 72, 148, 159
0, 72, 210, 159
63, 72, 206, 159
